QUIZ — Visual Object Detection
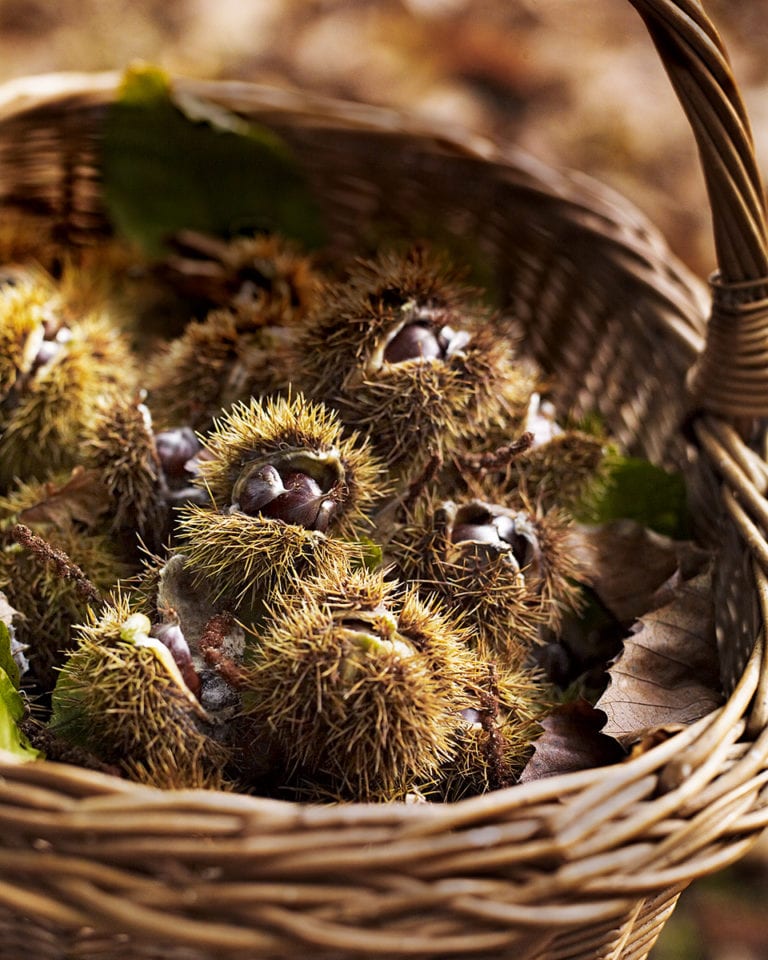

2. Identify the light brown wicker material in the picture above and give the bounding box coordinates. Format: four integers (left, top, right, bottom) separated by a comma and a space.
1, 2, 768, 958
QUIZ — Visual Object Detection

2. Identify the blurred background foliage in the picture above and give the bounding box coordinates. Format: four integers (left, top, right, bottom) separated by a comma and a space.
1, 1, 767, 956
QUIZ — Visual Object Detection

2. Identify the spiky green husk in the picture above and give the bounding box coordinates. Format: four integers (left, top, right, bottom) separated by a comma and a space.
0, 481, 130, 693
0, 274, 54, 401
387, 498, 540, 668
197, 393, 385, 530
240, 568, 479, 801
82, 395, 164, 542
163, 231, 321, 326
502, 431, 610, 513
51, 598, 229, 790
145, 309, 295, 432
527, 506, 585, 630
387, 494, 584, 667
176, 505, 360, 610
276, 566, 482, 698
0, 315, 137, 488
322, 331, 535, 474
293, 248, 538, 474
436, 663, 547, 801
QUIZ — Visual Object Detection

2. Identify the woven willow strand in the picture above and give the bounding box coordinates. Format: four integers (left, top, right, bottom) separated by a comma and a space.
630, 0, 768, 280
628, 0, 768, 414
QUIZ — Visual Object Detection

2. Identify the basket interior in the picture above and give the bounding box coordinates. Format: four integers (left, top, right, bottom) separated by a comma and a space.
0, 73, 765, 960
0, 76, 711, 467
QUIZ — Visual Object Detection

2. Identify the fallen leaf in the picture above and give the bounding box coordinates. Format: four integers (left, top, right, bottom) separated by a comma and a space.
0, 623, 40, 761
18, 466, 111, 530
566, 520, 710, 623
575, 455, 691, 539
519, 699, 624, 782
103, 64, 325, 256
595, 567, 722, 747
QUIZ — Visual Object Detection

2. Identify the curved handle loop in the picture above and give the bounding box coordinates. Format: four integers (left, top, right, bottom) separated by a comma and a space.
629, 0, 768, 417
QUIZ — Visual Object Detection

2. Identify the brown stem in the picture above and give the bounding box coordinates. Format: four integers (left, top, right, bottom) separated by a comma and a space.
199, 612, 249, 689
478, 662, 512, 792
11, 523, 101, 603
398, 453, 443, 519
458, 431, 535, 473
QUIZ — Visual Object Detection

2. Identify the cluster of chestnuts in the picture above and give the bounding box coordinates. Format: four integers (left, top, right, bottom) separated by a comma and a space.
0, 226, 609, 802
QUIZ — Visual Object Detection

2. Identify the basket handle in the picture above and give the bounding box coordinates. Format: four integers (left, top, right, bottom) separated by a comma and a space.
629, 0, 768, 418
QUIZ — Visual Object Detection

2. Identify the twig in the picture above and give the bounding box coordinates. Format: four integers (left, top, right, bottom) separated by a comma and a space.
11, 523, 101, 603
398, 453, 443, 519
458, 431, 535, 473
479, 662, 512, 791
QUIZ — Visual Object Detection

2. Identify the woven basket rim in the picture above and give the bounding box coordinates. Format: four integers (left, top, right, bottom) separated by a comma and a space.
0, 68, 712, 346
0, 619, 762, 811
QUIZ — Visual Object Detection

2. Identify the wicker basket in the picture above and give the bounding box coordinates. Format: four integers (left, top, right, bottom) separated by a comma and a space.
1, 2, 768, 958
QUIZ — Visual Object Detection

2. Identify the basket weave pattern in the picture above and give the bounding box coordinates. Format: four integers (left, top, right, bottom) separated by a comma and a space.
1, 3, 768, 958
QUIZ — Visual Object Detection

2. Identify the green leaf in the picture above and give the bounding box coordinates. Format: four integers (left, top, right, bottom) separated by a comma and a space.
353, 536, 384, 573
49, 668, 88, 747
563, 410, 608, 438
0, 658, 41, 761
0, 622, 19, 689
103, 64, 325, 255
575, 456, 690, 540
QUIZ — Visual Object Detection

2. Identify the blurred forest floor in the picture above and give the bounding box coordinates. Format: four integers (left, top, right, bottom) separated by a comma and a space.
1, 1, 768, 957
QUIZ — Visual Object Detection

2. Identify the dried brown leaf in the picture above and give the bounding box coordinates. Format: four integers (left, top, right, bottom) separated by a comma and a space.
18, 466, 111, 530
566, 520, 709, 622
519, 699, 624, 782
595, 567, 722, 747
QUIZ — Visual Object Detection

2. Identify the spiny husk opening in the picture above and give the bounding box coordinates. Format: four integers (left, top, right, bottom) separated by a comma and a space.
145, 308, 296, 432
239, 570, 480, 802
448, 492, 586, 630
176, 504, 362, 609
293, 248, 538, 475
162, 230, 322, 326
51, 598, 230, 790
0, 273, 55, 401
231, 448, 345, 510
388, 497, 539, 668
196, 393, 386, 536
0, 313, 137, 488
